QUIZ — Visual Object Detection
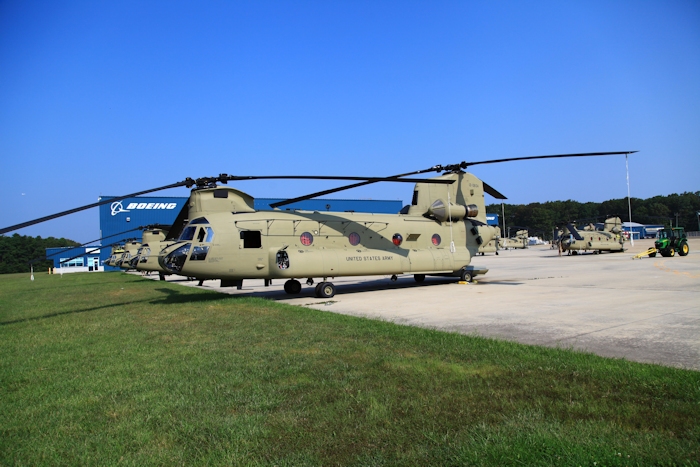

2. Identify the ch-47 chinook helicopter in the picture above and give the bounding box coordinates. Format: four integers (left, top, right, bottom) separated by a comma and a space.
503, 228, 529, 249
130, 225, 174, 279
106, 244, 126, 267
115, 239, 142, 269
557, 217, 626, 255
1, 151, 636, 297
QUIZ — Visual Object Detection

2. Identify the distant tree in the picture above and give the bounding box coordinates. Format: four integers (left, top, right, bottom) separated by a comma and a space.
487, 192, 700, 240
0, 234, 79, 274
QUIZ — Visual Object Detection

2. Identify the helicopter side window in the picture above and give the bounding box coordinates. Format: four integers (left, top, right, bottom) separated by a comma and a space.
204, 226, 214, 242
179, 226, 197, 241
241, 230, 262, 248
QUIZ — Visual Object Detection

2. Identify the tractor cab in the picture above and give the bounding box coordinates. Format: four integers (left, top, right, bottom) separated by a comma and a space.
654, 227, 689, 257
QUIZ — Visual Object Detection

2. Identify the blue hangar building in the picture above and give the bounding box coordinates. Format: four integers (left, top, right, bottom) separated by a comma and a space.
47, 195, 404, 272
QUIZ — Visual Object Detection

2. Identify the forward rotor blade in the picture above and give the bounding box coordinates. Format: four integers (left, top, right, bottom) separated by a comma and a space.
0, 180, 191, 235
57, 239, 128, 266
268, 174, 453, 209
228, 175, 453, 183
44, 227, 143, 259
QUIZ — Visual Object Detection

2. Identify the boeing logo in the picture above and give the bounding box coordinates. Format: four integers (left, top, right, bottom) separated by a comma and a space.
110, 201, 130, 216
110, 201, 178, 216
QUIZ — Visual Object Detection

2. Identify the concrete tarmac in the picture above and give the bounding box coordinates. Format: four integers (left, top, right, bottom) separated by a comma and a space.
146, 237, 700, 371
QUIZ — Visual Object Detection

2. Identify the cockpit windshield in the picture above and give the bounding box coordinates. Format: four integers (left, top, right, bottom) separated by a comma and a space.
179, 224, 215, 242
179, 226, 197, 241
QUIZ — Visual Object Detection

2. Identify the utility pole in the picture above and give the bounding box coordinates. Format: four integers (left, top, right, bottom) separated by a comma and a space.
501, 202, 506, 239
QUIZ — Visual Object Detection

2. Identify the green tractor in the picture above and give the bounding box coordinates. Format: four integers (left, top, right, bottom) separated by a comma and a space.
650, 227, 690, 257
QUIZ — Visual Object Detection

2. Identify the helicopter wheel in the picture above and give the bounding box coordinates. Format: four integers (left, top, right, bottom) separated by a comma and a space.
414, 274, 425, 283
315, 282, 336, 298
459, 269, 472, 283
284, 279, 302, 294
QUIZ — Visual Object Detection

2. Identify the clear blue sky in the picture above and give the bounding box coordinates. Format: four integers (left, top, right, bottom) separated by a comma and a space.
1, 0, 698, 242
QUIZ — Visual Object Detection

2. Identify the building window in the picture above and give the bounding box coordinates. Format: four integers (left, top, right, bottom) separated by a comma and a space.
60, 258, 84, 268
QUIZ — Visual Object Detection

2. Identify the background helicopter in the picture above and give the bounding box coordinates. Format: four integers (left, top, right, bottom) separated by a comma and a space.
478, 235, 502, 255
556, 216, 626, 255
502, 227, 529, 249
1, 151, 636, 297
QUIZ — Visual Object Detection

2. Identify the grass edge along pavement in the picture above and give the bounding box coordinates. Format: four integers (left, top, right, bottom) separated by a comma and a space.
1, 272, 698, 466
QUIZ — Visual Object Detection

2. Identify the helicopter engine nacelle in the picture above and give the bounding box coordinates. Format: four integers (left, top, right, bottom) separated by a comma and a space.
428, 200, 478, 222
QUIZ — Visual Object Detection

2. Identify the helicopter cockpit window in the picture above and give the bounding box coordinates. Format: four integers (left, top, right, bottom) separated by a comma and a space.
196, 226, 215, 243
189, 217, 209, 224
179, 226, 197, 241
241, 230, 262, 248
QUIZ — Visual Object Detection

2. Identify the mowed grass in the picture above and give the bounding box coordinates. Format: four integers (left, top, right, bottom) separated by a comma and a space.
0, 272, 698, 466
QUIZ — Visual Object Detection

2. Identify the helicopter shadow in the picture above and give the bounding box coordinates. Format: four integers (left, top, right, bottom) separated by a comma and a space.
206, 275, 523, 301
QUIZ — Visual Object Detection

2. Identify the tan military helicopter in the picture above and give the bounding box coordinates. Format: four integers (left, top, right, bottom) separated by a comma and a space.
503, 228, 529, 249
106, 244, 126, 267
478, 236, 502, 255
558, 216, 625, 254
115, 239, 142, 269
1, 151, 636, 297
129, 225, 174, 279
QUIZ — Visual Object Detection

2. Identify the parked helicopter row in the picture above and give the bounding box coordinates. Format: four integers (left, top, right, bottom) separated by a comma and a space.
3, 151, 636, 298
555, 217, 626, 255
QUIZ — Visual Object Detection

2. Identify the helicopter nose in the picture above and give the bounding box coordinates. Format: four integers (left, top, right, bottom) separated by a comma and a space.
160, 243, 191, 273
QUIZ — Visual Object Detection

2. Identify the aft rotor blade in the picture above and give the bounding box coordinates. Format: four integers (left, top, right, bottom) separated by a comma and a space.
165, 203, 191, 241
566, 224, 584, 241
0, 180, 190, 235
482, 181, 507, 200
462, 151, 637, 168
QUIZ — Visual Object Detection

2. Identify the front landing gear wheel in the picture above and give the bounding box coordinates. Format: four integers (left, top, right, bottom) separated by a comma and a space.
315, 282, 336, 298
284, 279, 302, 294
460, 270, 473, 283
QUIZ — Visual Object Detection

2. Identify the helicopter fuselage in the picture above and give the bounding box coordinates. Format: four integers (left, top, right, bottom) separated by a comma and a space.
159, 209, 494, 282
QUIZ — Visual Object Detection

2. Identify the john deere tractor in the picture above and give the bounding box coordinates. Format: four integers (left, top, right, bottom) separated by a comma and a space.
650, 227, 689, 257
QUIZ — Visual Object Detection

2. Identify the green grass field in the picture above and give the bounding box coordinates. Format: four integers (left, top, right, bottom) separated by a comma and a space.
1, 272, 698, 466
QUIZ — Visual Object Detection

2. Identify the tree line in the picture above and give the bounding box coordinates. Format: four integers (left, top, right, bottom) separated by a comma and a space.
0, 234, 79, 274
487, 191, 700, 240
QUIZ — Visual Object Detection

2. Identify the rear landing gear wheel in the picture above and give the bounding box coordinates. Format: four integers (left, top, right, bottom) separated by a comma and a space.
460, 270, 473, 283
284, 279, 302, 294
315, 282, 336, 298
414, 274, 425, 283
